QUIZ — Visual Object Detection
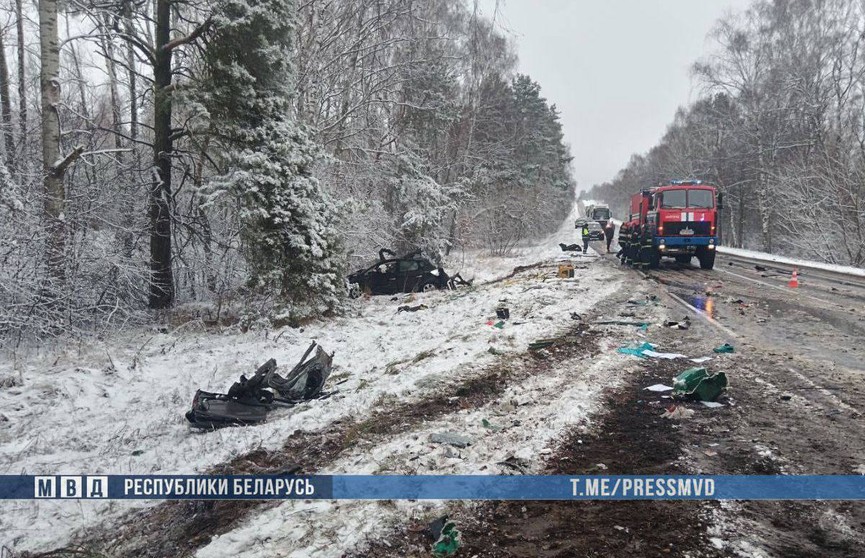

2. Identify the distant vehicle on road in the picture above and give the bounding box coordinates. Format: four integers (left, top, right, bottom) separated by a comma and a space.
585, 203, 612, 228
575, 218, 605, 241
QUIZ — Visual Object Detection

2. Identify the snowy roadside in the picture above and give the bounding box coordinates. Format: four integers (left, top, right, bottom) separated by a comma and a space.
0, 204, 617, 553
194, 347, 634, 558
716, 246, 865, 277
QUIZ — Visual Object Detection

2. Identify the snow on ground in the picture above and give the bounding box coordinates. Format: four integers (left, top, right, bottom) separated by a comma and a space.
717, 246, 865, 277
195, 348, 633, 558
0, 201, 621, 553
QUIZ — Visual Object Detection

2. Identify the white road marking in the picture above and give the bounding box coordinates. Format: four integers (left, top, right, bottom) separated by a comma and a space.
717, 267, 841, 306
665, 290, 739, 338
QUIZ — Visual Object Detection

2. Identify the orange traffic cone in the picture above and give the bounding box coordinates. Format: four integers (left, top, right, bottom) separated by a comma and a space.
788, 268, 799, 288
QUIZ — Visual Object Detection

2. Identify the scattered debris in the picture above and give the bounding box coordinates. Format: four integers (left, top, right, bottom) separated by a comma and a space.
482, 418, 502, 432
779, 393, 793, 401
570, 312, 583, 321
755, 265, 767, 272
486, 320, 505, 329
673, 367, 728, 402
430, 432, 472, 448
713, 343, 735, 354
185, 343, 334, 429
617, 342, 655, 358
662, 405, 695, 419
431, 518, 462, 557
496, 306, 510, 320
559, 243, 582, 252
700, 401, 724, 408
664, 316, 691, 330
690, 356, 712, 364
595, 319, 650, 327
557, 263, 575, 278
529, 339, 557, 351
641, 349, 687, 360
627, 295, 659, 306
497, 455, 531, 474
398, 304, 429, 312
644, 384, 674, 392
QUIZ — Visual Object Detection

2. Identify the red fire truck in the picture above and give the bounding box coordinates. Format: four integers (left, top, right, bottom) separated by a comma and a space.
619, 180, 722, 270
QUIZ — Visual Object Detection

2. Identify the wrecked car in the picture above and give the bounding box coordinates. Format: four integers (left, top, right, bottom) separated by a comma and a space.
186, 342, 334, 429
347, 248, 470, 297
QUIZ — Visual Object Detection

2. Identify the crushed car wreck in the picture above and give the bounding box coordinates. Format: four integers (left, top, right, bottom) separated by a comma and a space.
186, 342, 334, 429
347, 248, 472, 297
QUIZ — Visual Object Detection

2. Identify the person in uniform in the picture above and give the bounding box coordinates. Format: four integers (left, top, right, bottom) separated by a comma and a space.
581, 222, 590, 252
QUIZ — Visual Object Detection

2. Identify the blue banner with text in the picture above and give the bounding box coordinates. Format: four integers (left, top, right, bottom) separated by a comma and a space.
3, 475, 865, 500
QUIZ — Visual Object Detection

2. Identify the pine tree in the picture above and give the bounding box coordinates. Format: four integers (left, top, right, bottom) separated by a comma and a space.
200, 0, 343, 313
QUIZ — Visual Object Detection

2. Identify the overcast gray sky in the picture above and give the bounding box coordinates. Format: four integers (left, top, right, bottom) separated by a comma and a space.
481, 0, 753, 191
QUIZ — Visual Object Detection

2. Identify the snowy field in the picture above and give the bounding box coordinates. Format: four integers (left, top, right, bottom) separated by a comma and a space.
0, 204, 631, 553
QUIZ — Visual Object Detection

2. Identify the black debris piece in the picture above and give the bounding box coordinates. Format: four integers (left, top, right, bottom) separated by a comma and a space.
398, 304, 429, 313
559, 243, 582, 252
186, 342, 334, 429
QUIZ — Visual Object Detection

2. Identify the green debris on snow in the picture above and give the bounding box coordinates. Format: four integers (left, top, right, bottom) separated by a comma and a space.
673, 367, 729, 402
617, 342, 656, 358
432, 520, 462, 557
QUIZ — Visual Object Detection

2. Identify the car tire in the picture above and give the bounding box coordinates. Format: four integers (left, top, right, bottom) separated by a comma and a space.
348, 283, 362, 299
420, 281, 438, 293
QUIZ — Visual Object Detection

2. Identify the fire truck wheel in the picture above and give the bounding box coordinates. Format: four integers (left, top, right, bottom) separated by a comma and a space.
697, 249, 716, 270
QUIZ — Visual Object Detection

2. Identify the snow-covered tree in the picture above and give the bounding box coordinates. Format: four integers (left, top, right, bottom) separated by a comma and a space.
200, 0, 343, 313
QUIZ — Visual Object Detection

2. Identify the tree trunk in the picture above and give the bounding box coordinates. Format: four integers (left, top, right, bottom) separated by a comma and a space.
0, 25, 14, 166
39, 0, 79, 297
149, 0, 174, 309
15, 0, 26, 146
100, 15, 134, 257
123, 1, 138, 142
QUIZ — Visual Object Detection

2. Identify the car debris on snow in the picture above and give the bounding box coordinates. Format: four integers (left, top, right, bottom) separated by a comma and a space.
185, 342, 334, 429
641, 349, 688, 360
644, 384, 675, 392
431, 517, 462, 557
673, 367, 729, 402
700, 401, 724, 408
662, 405, 695, 419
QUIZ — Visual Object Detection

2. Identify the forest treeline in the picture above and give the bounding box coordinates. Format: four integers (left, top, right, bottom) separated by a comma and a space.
0, 0, 575, 339
583, 0, 865, 267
